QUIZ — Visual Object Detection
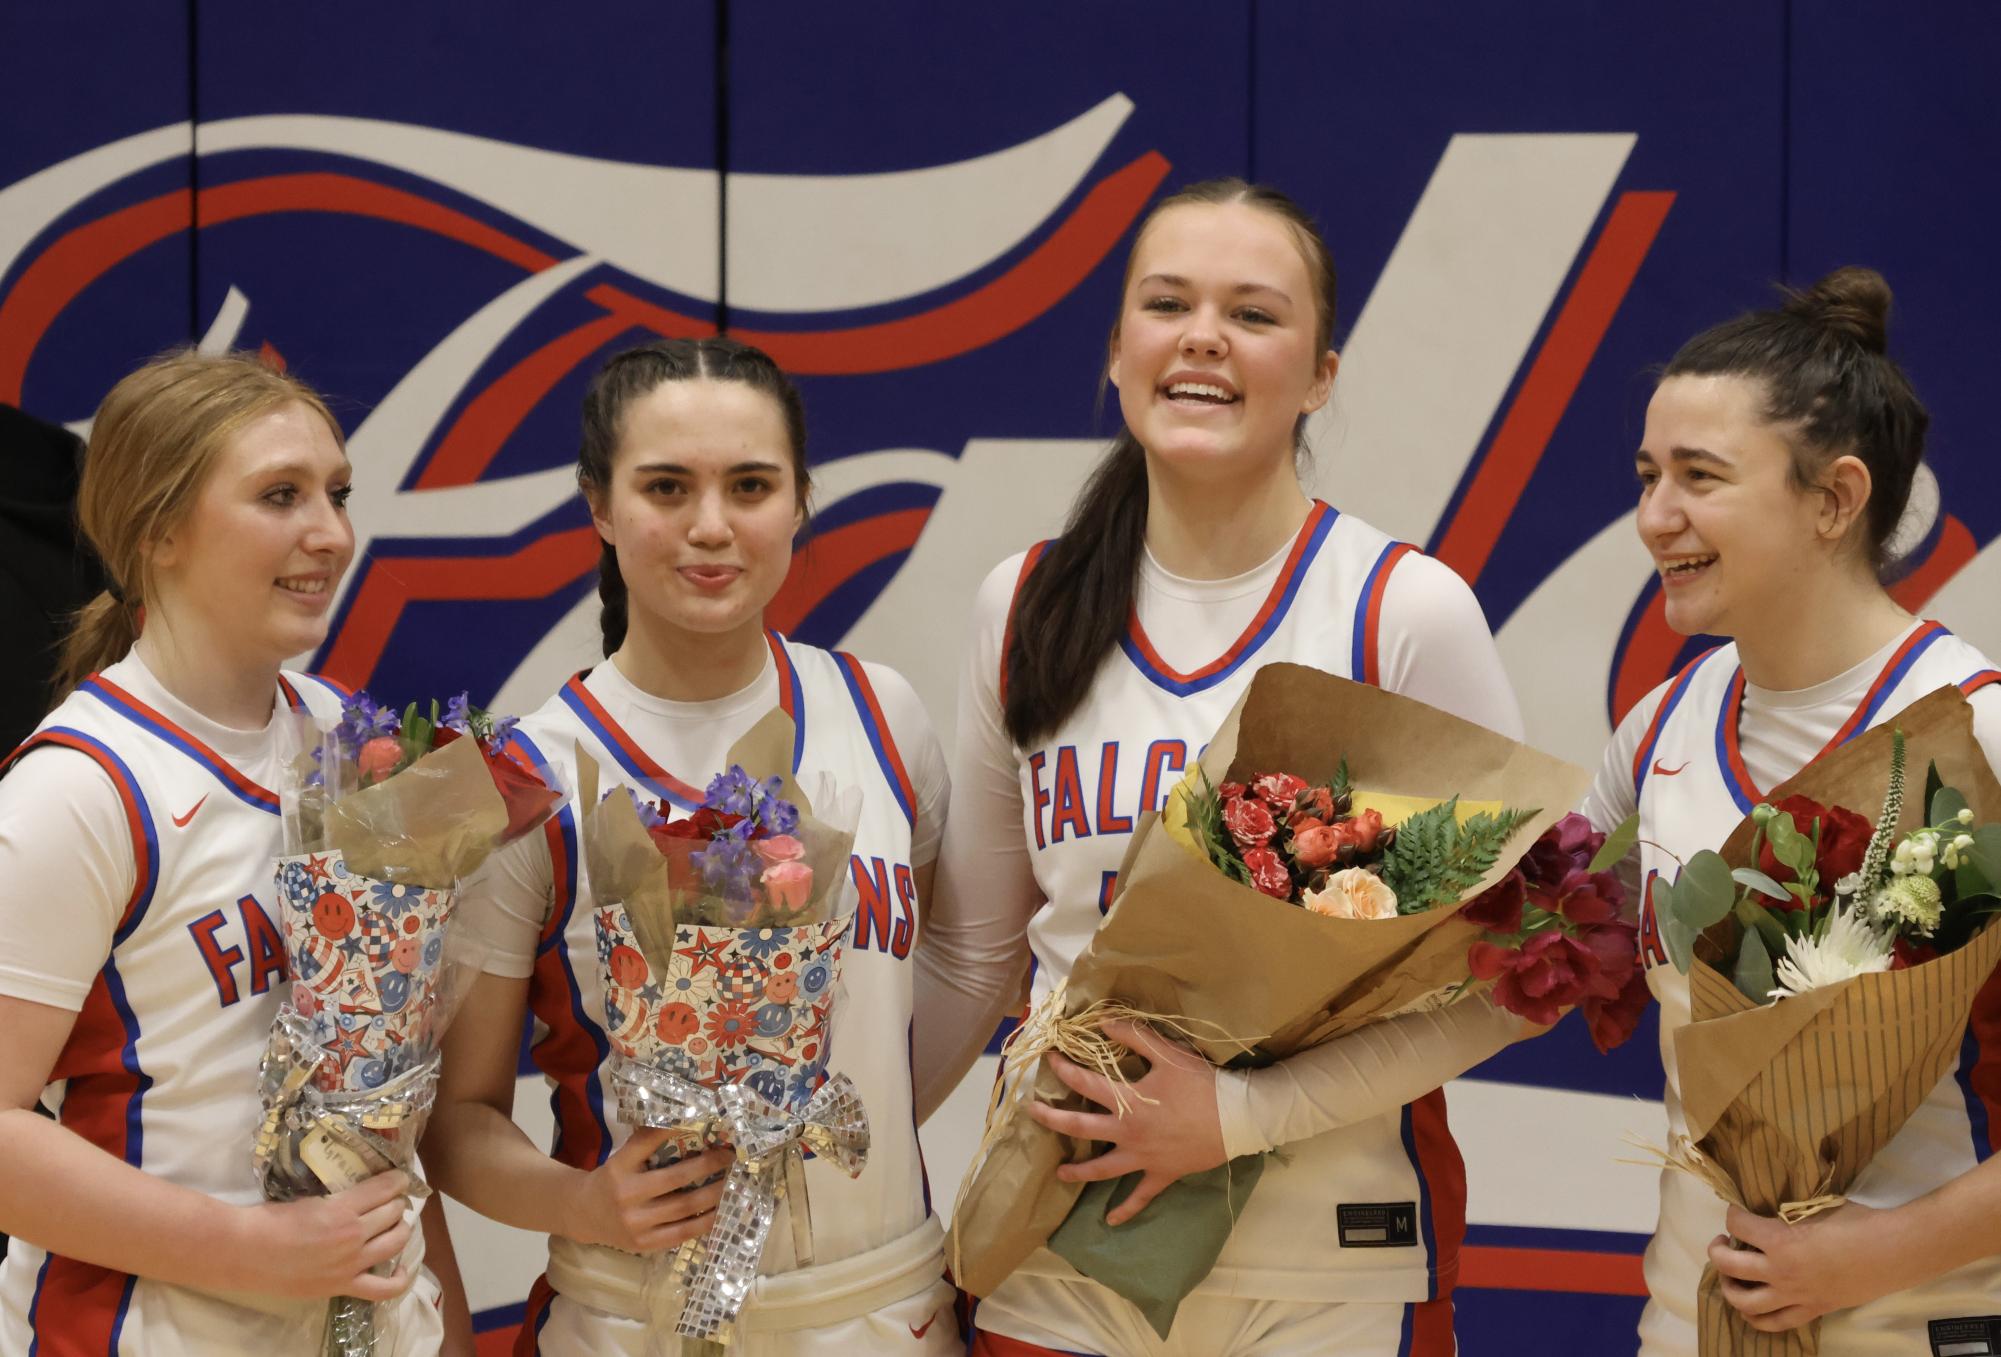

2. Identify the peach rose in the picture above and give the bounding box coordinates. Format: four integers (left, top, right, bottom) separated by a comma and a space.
753, 834, 805, 864
760, 860, 814, 913
1303, 867, 1399, 921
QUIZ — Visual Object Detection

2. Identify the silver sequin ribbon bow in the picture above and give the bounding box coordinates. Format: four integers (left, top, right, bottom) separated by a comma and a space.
610, 1060, 869, 1342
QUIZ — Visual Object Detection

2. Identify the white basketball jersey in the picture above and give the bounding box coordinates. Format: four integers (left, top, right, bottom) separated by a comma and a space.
1627, 621, 2001, 1354
503, 633, 934, 1305
0, 660, 440, 1355
1005, 502, 1468, 1304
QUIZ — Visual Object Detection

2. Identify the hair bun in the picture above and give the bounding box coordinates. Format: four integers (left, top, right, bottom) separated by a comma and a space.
1785, 266, 1892, 354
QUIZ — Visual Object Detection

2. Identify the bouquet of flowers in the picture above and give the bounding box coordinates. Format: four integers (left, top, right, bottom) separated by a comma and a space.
949, 663, 1592, 1338
577, 710, 866, 1351
1650, 686, 2001, 1356
256, 691, 563, 1357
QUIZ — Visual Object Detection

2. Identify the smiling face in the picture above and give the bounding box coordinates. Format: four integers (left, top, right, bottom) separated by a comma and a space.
1635, 373, 1841, 638
1107, 200, 1335, 484
590, 377, 803, 645
147, 401, 354, 671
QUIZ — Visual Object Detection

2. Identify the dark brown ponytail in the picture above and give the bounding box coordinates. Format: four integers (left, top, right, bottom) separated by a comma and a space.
577, 337, 811, 657
1662, 265, 1926, 573
1001, 178, 1339, 746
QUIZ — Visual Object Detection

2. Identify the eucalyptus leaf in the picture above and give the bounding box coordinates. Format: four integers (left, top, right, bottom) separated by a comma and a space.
1589, 813, 1640, 874
1964, 826, 2001, 889
1672, 851, 1737, 930
1924, 760, 1947, 827
1731, 867, 1790, 901
1662, 909, 1696, 974
1931, 783, 1968, 831
1763, 812, 1818, 882
1733, 926, 1776, 1005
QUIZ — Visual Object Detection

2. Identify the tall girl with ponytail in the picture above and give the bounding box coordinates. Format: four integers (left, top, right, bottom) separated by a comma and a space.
0, 351, 445, 1354
425, 337, 965, 1354
1584, 269, 2001, 1353
914, 180, 1530, 1356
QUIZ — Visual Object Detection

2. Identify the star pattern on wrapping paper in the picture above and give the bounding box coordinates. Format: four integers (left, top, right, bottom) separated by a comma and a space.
674, 929, 733, 976
302, 853, 335, 885
337, 932, 368, 961
325, 1019, 373, 1070
638, 981, 664, 1004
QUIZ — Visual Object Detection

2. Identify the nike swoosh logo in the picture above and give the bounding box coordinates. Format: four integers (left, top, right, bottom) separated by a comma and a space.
909, 1310, 939, 1340
171, 794, 209, 828
1652, 760, 1689, 777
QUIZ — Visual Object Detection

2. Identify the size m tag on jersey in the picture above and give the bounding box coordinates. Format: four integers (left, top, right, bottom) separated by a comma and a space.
1932, 1316, 2001, 1356
1337, 1202, 1419, 1248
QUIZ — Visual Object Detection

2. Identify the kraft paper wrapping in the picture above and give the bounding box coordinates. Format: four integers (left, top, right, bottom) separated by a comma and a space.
298, 733, 513, 887
948, 662, 1592, 1298
1673, 686, 2001, 1356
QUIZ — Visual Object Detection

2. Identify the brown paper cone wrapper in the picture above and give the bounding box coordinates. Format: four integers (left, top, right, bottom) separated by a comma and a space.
948, 662, 1592, 1297
1671, 686, 2001, 1356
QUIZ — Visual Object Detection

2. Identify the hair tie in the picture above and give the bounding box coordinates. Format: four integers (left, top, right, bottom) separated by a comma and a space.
105, 579, 128, 606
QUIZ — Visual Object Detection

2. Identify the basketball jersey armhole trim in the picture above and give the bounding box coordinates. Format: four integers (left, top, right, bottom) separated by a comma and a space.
834, 652, 918, 828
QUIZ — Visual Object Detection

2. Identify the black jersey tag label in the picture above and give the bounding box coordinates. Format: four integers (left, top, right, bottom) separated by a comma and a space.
1336, 1201, 1419, 1248
1931, 1316, 2001, 1356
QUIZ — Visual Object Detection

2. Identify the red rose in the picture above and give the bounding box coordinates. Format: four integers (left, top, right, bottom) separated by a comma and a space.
1582, 965, 1651, 1054
1223, 795, 1278, 851
1251, 772, 1308, 806
1218, 781, 1247, 801
1758, 795, 1871, 896
1461, 871, 1526, 933
1329, 808, 1386, 856
1242, 846, 1293, 900
1891, 937, 1940, 971
1291, 823, 1341, 869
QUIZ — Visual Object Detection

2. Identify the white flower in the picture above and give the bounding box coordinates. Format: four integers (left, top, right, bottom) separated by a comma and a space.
1959, 808, 1977, 825
1833, 872, 1863, 898
1868, 875, 1943, 936
1303, 868, 1399, 921
1770, 906, 1895, 999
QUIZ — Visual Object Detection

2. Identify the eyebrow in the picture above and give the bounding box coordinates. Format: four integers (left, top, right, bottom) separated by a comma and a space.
1137, 273, 1292, 304
1635, 446, 1731, 468
243, 458, 352, 482
630, 460, 787, 476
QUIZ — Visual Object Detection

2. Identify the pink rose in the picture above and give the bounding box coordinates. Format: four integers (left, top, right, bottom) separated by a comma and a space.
760, 860, 814, 913
357, 735, 403, 784
1242, 846, 1293, 900
1303, 867, 1399, 920
753, 834, 805, 864
1223, 795, 1278, 851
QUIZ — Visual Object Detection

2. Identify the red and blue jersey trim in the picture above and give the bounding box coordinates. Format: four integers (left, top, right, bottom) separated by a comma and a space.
1961, 668, 2001, 698
6, 729, 158, 1356
557, 632, 804, 812
998, 540, 1052, 707
1119, 501, 1338, 698
835, 652, 917, 828
1716, 621, 1953, 813
1955, 966, 2001, 1164
511, 728, 613, 1171
278, 669, 354, 710
1398, 1088, 1466, 1303
1352, 539, 1414, 687
1631, 647, 1720, 800
76, 675, 281, 815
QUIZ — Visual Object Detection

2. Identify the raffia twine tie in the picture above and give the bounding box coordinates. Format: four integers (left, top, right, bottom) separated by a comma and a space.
1619, 1132, 1845, 1225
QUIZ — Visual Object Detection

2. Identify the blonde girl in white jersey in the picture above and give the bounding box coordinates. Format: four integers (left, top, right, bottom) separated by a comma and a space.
1584, 268, 2001, 1353
916, 180, 1533, 1357
423, 338, 962, 1356
0, 352, 462, 1355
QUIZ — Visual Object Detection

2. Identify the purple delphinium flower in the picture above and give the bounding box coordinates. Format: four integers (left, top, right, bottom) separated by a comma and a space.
692, 823, 759, 902
336, 692, 400, 749
704, 766, 763, 818
619, 786, 666, 829
442, 693, 474, 734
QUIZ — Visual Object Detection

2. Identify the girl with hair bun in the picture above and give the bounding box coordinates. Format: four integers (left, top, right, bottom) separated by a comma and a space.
1583, 267, 2001, 1351
0, 350, 449, 1353
425, 337, 965, 1354
914, 179, 1530, 1355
